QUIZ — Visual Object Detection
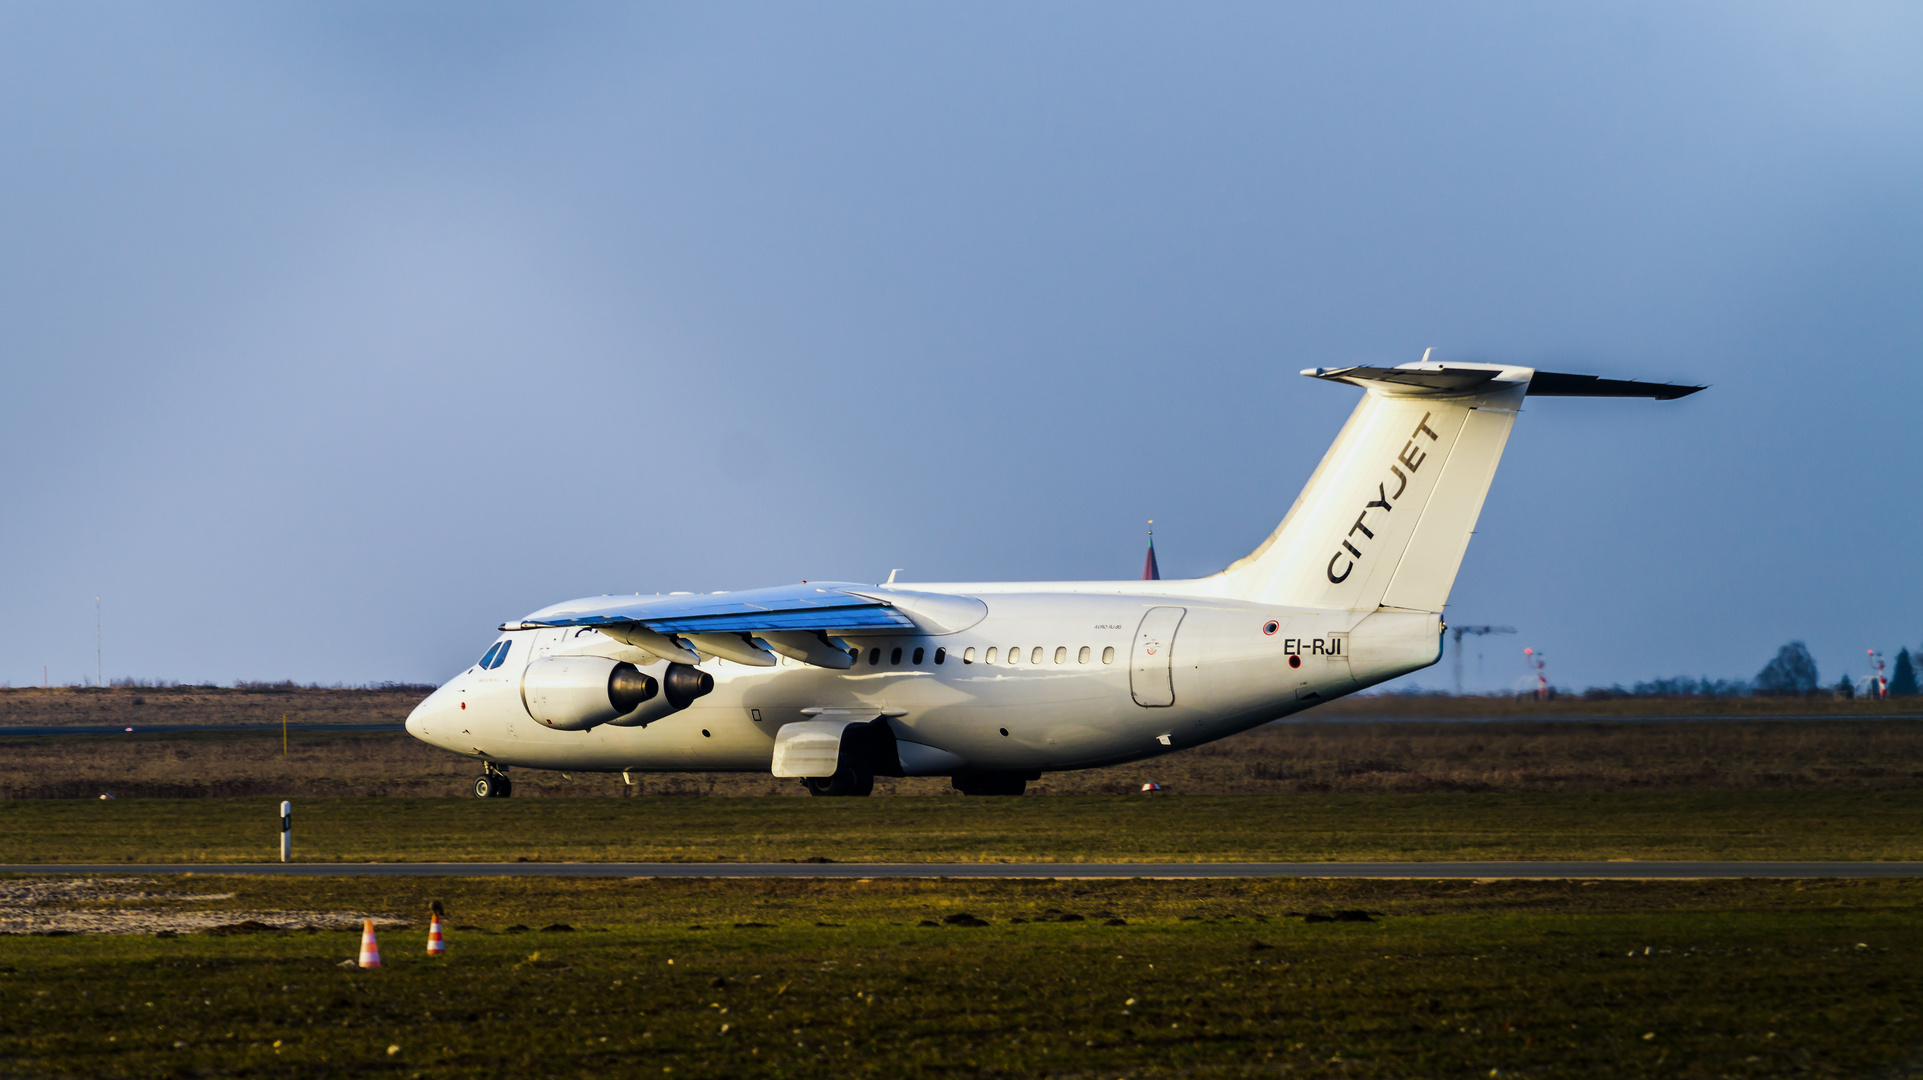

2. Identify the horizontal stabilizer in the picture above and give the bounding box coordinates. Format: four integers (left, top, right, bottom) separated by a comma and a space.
1524, 371, 1705, 399
1301, 365, 1504, 393
1303, 363, 1704, 400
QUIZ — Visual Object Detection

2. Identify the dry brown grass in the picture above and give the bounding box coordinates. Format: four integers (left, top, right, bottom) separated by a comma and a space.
1312, 691, 1922, 718
8, 685, 1911, 728
1067, 718, 1923, 795
5, 714, 1922, 798
0, 686, 423, 728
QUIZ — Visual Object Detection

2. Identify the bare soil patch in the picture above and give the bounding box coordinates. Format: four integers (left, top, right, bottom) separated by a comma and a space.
0, 877, 401, 936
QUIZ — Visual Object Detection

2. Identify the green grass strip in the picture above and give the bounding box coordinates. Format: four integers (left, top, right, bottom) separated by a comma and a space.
3, 791, 1922, 864
3, 877, 1920, 1078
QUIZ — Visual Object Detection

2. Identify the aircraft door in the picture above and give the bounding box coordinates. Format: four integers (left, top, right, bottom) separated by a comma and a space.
1129, 606, 1186, 707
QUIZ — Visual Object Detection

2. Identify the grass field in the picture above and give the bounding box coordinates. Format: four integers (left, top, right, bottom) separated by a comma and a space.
4, 791, 1922, 864
3, 875, 1919, 1078
9, 684, 1916, 729
0, 686, 425, 728
9, 715, 1923, 799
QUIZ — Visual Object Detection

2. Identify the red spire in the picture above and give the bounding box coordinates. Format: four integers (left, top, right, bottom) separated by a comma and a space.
1143, 532, 1161, 580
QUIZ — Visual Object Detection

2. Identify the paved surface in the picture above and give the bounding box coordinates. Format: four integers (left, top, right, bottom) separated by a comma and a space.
4, 862, 1921, 879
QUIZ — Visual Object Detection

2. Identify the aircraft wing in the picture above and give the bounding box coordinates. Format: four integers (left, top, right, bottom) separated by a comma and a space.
509, 583, 917, 636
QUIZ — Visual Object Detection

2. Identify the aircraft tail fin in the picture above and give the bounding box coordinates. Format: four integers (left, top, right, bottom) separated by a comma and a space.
1220, 359, 1700, 613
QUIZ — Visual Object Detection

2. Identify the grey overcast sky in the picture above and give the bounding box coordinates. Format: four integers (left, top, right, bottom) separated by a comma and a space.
3, 2, 1919, 692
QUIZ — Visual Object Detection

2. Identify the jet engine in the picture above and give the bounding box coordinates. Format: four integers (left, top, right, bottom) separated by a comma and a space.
520, 656, 657, 731
605, 662, 714, 727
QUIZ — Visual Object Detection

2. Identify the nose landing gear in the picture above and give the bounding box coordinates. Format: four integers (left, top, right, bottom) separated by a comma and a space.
473, 762, 513, 798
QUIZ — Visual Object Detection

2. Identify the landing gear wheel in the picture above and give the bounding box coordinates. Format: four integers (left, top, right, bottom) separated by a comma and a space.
474, 771, 514, 798
952, 772, 1029, 796
803, 762, 874, 797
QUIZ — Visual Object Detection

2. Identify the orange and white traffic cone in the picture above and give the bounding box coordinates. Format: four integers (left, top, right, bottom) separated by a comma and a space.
426, 913, 446, 958
358, 919, 382, 969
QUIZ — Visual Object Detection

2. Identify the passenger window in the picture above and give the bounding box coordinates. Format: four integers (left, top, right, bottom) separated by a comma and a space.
1053, 646, 1067, 664
1078, 646, 1090, 664
1008, 647, 1020, 665
891, 647, 903, 665
489, 641, 512, 669
912, 647, 925, 665
1102, 646, 1115, 664
963, 647, 975, 664
1032, 647, 1044, 665
934, 647, 946, 665
869, 647, 882, 666
985, 647, 998, 664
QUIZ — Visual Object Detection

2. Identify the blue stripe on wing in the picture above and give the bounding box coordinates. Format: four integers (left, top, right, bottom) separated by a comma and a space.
517, 582, 914, 634
645, 607, 913, 633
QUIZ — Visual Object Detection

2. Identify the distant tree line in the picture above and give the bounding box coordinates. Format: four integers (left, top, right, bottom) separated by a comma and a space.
1576, 640, 1923, 700
1581, 676, 1754, 700
1891, 649, 1919, 697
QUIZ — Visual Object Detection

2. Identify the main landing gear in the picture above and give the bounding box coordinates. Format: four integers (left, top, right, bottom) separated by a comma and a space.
803, 761, 875, 798
473, 762, 513, 799
801, 718, 894, 797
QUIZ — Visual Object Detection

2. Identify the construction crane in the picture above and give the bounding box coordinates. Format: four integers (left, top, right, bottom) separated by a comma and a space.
1450, 625, 1517, 693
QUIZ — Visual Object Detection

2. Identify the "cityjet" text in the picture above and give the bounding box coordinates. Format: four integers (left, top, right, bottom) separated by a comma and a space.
1326, 411, 1440, 584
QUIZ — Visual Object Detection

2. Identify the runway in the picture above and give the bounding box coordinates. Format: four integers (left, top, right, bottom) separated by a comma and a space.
5, 861, 1921, 879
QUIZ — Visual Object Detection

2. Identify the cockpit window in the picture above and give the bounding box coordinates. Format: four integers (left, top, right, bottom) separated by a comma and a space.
478, 639, 512, 670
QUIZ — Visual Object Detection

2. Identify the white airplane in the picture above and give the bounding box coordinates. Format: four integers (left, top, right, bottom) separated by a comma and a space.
405, 358, 1700, 797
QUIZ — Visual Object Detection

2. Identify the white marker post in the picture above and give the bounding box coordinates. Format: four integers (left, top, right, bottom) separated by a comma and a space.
280, 801, 292, 863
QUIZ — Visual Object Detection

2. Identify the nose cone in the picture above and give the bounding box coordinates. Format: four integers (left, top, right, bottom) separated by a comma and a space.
405, 685, 447, 742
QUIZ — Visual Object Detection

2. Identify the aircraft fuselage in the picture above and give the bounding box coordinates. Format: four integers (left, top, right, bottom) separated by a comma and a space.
405, 585, 1442, 779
